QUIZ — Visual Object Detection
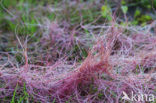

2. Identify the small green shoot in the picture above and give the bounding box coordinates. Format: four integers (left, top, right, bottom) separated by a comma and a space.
11, 83, 18, 103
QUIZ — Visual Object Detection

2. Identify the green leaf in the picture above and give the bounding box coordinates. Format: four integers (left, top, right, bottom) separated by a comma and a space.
101, 5, 112, 21
134, 9, 141, 17
121, 0, 126, 5
121, 6, 128, 14
131, 20, 138, 25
